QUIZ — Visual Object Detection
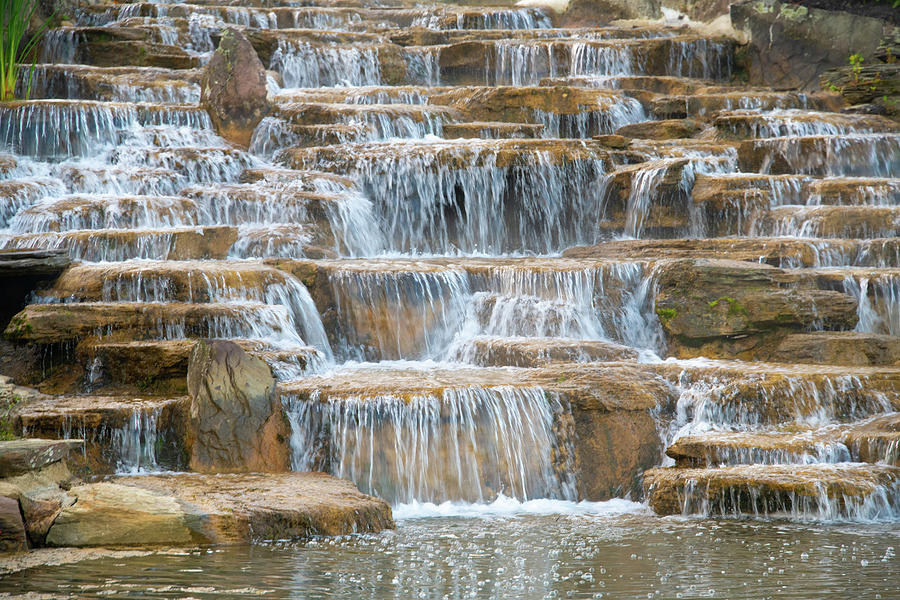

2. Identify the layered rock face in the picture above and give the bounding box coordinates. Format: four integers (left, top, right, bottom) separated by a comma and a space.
0, 0, 899, 552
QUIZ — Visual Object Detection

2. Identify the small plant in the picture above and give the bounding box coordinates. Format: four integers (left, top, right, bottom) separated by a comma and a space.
849, 53, 865, 84
0, 0, 52, 102
655, 307, 677, 321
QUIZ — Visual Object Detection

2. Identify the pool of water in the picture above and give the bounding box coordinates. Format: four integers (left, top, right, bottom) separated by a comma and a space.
4, 499, 898, 599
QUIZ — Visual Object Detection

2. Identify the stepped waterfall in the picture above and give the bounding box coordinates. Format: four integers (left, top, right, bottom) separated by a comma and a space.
0, 0, 898, 596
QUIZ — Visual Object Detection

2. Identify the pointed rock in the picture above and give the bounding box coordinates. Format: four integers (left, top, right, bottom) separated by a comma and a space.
201, 28, 270, 147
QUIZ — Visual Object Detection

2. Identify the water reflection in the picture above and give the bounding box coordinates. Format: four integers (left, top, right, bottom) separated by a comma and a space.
6, 512, 898, 599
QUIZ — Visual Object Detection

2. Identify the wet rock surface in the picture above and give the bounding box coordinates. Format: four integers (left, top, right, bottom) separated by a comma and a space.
0, 0, 897, 565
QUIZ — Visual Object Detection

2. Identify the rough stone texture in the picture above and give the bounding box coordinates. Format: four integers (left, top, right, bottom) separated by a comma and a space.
45, 482, 199, 547
11, 396, 189, 476
0, 439, 82, 478
561, 0, 662, 26
730, 0, 897, 91
821, 64, 900, 116
654, 258, 859, 359
769, 332, 900, 366
44, 473, 394, 547
201, 28, 270, 147
186, 340, 290, 473
0, 495, 27, 553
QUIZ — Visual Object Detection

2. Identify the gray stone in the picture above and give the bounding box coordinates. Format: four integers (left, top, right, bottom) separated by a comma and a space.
731, 0, 895, 91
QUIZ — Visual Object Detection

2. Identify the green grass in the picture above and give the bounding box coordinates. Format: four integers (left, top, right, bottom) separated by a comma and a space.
1, 0, 51, 102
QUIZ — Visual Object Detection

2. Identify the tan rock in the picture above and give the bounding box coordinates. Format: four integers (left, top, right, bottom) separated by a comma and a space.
186, 340, 290, 473
44, 473, 393, 547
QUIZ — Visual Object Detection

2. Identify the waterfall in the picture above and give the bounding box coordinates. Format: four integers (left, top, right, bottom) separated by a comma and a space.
286, 386, 576, 504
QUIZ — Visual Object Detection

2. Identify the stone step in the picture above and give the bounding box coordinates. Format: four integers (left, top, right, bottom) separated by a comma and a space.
45, 259, 309, 303
454, 336, 639, 366
692, 174, 900, 215
562, 237, 880, 268
737, 134, 900, 177
768, 332, 900, 367
80, 338, 321, 395
281, 362, 674, 501
280, 139, 619, 255
651, 359, 900, 428
13, 394, 189, 475
28, 64, 203, 103
41, 27, 201, 69
81, 2, 554, 32
714, 110, 900, 140
437, 36, 736, 86
762, 205, 900, 239
653, 258, 863, 360
0, 226, 237, 262
643, 463, 900, 519
667, 413, 900, 468
443, 121, 544, 139
428, 85, 645, 136
4, 301, 304, 346
0, 100, 212, 160
272, 256, 654, 361
0, 439, 83, 478
651, 91, 835, 119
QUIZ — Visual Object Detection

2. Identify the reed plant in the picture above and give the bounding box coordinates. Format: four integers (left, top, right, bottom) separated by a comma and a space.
1, 0, 51, 102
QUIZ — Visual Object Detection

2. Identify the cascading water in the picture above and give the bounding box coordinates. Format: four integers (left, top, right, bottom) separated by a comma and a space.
285, 386, 576, 504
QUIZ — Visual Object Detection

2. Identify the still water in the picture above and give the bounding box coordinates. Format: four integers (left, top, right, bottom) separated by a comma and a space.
3, 499, 898, 599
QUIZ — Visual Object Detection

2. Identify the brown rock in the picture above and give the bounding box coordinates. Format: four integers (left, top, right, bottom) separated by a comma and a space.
615, 118, 703, 139
186, 340, 290, 473
201, 28, 270, 147
654, 258, 859, 359
19, 494, 63, 546
0, 496, 27, 553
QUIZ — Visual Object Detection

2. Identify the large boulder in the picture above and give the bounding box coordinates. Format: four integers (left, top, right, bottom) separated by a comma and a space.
186, 340, 290, 473
201, 28, 270, 147
731, 0, 897, 91
44, 473, 393, 547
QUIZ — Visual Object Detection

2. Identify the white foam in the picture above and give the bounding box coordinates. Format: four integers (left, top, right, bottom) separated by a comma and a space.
393, 494, 646, 520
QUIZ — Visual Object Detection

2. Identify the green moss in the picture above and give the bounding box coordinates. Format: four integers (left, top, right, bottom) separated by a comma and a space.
708, 296, 748, 316
655, 307, 677, 321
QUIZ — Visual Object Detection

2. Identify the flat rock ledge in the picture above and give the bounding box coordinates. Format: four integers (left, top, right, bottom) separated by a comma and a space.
45, 472, 393, 547
644, 464, 900, 519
